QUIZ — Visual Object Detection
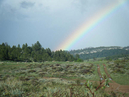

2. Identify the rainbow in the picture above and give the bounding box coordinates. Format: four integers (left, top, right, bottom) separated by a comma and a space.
56, 0, 127, 51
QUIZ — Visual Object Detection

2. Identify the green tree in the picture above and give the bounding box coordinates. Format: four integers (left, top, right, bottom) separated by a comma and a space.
75, 54, 79, 60
9, 46, 17, 61
0, 43, 9, 60
21, 43, 31, 62
31, 41, 42, 62
46, 48, 51, 56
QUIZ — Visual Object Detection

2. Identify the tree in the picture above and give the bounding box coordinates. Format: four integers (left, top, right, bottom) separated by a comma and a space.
21, 43, 31, 62
0, 43, 8, 60
75, 54, 80, 60
9, 46, 17, 61
32, 41, 42, 52
46, 48, 51, 56
31, 41, 42, 62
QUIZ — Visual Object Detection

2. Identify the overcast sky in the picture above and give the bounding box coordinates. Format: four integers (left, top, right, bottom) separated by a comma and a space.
0, 0, 129, 51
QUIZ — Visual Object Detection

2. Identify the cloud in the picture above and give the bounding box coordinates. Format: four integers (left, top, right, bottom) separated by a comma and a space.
72, 0, 119, 13
0, 0, 4, 5
72, 0, 88, 13
20, 1, 35, 9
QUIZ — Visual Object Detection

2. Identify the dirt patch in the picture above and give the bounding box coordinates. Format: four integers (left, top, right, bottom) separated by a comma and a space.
97, 65, 103, 80
103, 64, 112, 79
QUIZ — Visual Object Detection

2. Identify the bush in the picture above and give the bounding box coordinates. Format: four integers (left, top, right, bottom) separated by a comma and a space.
75, 58, 83, 62
76, 79, 81, 85
57, 67, 64, 71
28, 70, 36, 73
10, 89, 24, 97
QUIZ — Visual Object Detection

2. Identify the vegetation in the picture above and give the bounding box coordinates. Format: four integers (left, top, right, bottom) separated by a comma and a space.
0, 62, 97, 97
69, 46, 129, 60
0, 42, 83, 62
0, 60, 128, 96
106, 59, 129, 85
105, 54, 129, 60
0, 43, 129, 96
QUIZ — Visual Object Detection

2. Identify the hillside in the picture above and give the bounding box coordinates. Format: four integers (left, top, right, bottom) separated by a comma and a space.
69, 46, 129, 60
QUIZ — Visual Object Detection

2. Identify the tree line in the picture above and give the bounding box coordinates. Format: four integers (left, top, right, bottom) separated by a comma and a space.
78, 49, 129, 60
0, 41, 83, 62
105, 54, 129, 60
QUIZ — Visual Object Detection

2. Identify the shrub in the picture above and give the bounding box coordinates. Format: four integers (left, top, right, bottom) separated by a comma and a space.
10, 89, 24, 97
56, 64, 60, 66
57, 67, 64, 71
28, 70, 36, 73
75, 58, 83, 62
76, 79, 81, 85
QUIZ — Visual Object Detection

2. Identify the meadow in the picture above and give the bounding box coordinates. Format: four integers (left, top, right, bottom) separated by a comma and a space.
0, 60, 129, 97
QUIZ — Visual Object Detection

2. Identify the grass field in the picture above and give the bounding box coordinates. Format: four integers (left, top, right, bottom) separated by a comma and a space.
0, 60, 129, 96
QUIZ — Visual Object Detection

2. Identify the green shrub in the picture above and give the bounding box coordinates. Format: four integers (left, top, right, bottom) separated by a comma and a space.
28, 70, 36, 73
75, 58, 83, 62
57, 67, 64, 71
10, 89, 24, 97
76, 79, 81, 85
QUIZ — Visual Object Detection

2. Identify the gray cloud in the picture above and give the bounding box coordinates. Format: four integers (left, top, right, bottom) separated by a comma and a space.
72, 0, 118, 13
0, 0, 129, 50
0, 0, 4, 5
0, 3, 27, 21
21, 1, 35, 9
72, 0, 88, 13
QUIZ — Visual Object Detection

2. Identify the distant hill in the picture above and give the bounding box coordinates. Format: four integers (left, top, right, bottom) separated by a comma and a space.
69, 46, 129, 60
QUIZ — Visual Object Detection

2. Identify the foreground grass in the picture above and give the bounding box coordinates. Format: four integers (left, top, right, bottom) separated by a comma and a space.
85, 60, 129, 85
0, 76, 111, 97
0, 60, 129, 96
0, 61, 98, 96
104, 60, 129, 85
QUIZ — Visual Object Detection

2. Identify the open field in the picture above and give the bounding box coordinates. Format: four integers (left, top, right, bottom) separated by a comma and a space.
0, 60, 129, 97
97, 64, 129, 96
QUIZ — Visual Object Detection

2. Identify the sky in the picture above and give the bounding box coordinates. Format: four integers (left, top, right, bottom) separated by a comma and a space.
0, 0, 129, 51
